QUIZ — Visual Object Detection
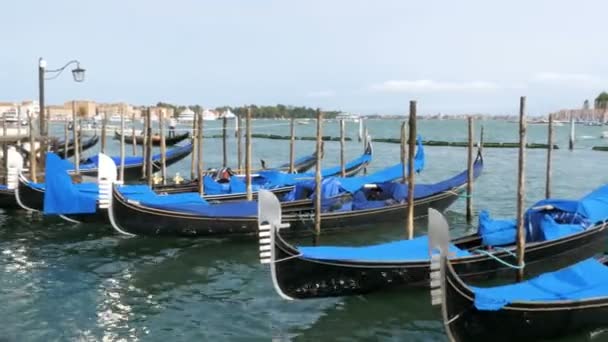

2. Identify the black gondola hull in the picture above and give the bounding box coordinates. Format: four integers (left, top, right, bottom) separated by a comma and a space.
443, 256, 608, 341
108, 181, 459, 237
114, 131, 190, 146
270, 221, 607, 299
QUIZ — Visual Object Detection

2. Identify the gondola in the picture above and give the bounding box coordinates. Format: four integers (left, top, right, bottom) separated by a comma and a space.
75, 141, 192, 180
114, 130, 190, 146
428, 209, 608, 342
152, 139, 377, 200
18, 134, 99, 161
104, 147, 455, 238
51, 134, 99, 158
256, 164, 608, 300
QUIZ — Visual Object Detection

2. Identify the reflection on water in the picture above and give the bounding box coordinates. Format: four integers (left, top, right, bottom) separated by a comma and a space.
0, 120, 607, 340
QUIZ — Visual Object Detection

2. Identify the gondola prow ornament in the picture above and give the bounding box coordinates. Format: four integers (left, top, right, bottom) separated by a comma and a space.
427, 208, 457, 342
258, 190, 293, 300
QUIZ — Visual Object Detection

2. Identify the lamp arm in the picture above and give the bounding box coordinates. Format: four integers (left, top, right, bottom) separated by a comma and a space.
44, 60, 81, 80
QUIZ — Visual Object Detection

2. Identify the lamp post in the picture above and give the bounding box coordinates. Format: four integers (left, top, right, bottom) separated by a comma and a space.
38, 57, 85, 168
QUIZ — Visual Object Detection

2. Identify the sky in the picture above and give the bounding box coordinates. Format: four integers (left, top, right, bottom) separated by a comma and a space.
1, 0, 607, 116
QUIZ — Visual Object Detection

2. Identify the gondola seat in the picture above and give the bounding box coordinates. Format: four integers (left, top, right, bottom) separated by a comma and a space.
539, 214, 585, 240
471, 258, 608, 311
297, 235, 471, 262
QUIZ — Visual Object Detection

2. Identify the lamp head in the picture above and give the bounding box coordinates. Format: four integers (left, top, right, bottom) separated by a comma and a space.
71, 65, 85, 82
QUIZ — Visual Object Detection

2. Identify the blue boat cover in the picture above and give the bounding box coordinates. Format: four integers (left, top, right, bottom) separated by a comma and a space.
479, 184, 608, 245
43, 153, 97, 214
478, 210, 516, 246
339, 136, 425, 193
119, 185, 257, 217
298, 235, 471, 262
472, 258, 608, 311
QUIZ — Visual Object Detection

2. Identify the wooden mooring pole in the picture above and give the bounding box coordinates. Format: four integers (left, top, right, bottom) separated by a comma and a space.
28, 115, 37, 182
289, 116, 295, 173
63, 119, 69, 159
246, 107, 252, 201
466, 116, 474, 223
545, 114, 554, 199
197, 111, 204, 195
237, 115, 243, 173
72, 101, 80, 175
141, 110, 149, 179
190, 113, 198, 180
340, 119, 346, 177
569, 113, 575, 150
400, 121, 407, 183
516, 96, 527, 281
146, 109, 153, 186
222, 115, 228, 167
159, 110, 167, 185
314, 109, 323, 235
100, 112, 107, 153
131, 112, 137, 156
363, 127, 369, 175
406, 101, 416, 239
119, 111, 125, 182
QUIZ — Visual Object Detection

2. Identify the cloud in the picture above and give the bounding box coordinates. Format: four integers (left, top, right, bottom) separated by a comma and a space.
369, 79, 500, 93
306, 90, 336, 98
532, 72, 600, 83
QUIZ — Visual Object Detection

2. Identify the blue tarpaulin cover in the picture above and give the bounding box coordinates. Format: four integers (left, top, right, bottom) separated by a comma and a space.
43, 153, 97, 214
119, 185, 257, 217
478, 210, 517, 246
479, 185, 608, 245
472, 258, 608, 311
298, 235, 471, 262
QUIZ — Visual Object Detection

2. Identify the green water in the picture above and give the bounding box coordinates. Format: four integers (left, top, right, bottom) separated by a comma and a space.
1, 119, 607, 341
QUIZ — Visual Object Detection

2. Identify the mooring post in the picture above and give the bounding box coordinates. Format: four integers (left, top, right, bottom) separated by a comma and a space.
2, 114, 6, 178
516, 96, 527, 281
400, 121, 407, 184
119, 110, 125, 182
101, 112, 107, 154
406, 101, 417, 239
190, 113, 198, 180
197, 111, 204, 195
28, 114, 37, 182
159, 109, 167, 185
141, 110, 149, 179
289, 116, 295, 173
545, 113, 553, 199
569, 113, 575, 150
146, 108, 153, 186
363, 127, 369, 175
131, 112, 137, 156
246, 107, 252, 200
340, 119, 346, 177
64, 118, 69, 159
222, 114, 228, 168
72, 101, 80, 175
466, 116, 474, 223
358, 118, 363, 142
314, 109, 323, 235
237, 115, 243, 173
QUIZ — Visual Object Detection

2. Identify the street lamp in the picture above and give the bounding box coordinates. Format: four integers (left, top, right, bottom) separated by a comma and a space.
38, 57, 85, 166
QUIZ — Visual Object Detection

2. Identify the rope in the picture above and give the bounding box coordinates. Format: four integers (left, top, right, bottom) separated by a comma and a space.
274, 253, 303, 263
473, 248, 525, 270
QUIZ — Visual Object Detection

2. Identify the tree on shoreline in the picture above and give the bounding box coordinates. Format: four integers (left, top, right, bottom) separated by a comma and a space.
595, 92, 608, 109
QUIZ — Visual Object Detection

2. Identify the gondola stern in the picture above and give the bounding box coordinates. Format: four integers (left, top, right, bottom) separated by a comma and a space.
258, 190, 295, 300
